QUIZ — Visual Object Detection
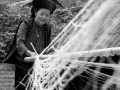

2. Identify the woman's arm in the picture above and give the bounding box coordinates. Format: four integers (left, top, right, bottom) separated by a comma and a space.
16, 22, 28, 56
16, 22, 36, 58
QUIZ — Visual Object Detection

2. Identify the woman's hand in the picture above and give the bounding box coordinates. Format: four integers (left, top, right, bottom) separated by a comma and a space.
24, 56, 36, 63
24, 50, 37, 62
25, 50, 37, 57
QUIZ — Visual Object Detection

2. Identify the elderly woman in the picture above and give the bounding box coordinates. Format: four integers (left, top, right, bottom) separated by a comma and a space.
14, 0, 56, 89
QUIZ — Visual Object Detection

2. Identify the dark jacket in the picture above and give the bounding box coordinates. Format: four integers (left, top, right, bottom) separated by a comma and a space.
16, 18, 51, 56
3, 18, 51, 89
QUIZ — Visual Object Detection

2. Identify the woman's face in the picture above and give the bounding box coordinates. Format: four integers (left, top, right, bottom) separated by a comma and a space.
35, 8, 51, 25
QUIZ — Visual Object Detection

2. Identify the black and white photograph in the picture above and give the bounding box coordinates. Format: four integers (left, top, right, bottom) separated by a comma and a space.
0, 0, 120, 90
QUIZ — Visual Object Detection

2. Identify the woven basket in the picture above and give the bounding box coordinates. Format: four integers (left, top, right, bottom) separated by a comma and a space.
0, 63, 15, 90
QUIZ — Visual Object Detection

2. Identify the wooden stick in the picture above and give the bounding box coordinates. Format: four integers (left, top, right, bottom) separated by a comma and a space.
30, 42, 38, 54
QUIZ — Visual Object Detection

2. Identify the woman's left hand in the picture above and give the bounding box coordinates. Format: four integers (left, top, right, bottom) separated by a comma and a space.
24, 56, 36, 62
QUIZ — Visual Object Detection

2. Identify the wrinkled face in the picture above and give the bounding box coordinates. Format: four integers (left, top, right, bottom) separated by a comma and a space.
35, 8, 51, 25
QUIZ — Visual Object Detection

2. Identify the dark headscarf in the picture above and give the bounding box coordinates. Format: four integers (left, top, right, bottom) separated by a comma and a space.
32, 0, 57, 14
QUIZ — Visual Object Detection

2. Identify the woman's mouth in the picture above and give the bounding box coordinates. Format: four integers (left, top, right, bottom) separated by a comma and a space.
38, 20, 45, 25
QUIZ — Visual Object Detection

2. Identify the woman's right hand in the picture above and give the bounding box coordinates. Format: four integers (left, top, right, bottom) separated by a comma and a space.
25, 50, 37, 57
24, 50, 37, 62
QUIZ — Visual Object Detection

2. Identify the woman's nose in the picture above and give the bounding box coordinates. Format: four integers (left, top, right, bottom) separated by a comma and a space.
42, 15, 46, 19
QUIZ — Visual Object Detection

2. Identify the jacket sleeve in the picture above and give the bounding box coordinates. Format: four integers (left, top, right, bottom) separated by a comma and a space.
16, 22, 29, 56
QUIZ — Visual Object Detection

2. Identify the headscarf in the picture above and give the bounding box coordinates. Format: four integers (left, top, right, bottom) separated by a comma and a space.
32, 0, 57, 14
